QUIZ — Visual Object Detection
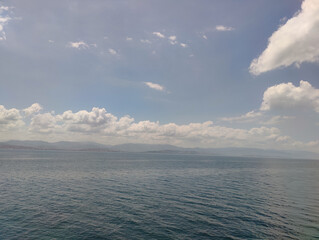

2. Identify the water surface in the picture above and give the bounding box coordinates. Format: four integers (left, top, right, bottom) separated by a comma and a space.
0, 150, 318, 239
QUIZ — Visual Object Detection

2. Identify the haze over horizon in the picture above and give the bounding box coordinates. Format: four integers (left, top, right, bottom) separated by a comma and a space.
1, 0, 319, 153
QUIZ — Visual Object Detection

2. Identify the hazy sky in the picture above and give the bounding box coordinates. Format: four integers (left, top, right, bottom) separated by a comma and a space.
1, 0, 319, 152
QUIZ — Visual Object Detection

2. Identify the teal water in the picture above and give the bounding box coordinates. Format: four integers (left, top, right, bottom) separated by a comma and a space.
0, 150, 318, 239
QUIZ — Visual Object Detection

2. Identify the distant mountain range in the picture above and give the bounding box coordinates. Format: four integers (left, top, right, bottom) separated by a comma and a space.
0, 140, 318, 160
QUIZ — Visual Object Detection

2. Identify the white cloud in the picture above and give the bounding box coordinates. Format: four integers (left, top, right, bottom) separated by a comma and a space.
153, 32, 165, 38
126, 37, 133, 41
216, 79, 319, 149
144, 82, 165, 92
220, 111, 295, 126
0, 103, 317, 152
250, 0, 319, 75
202, 35, 207, 40
108, 48, 117, 55
30, 113, 59, 133
0, 5, 11, 40
29, 109, 242, 144
261, 115, 295, 125
68, 41, 89, 49
0, 6, 9, 11
248, 126, 280, 137
180, 43, 188, 48
48, 40, 54, 43
168, 35, 177, 45
60, 107, 118, 133
221, 111, 262, 123
23, 103, 42, 116
220, 80, 319, 127
261, 80, 319, 112
0, 105, 24, 129
215, 25, 234, 31
140, 39, 151, 44
149, 34, 187, 47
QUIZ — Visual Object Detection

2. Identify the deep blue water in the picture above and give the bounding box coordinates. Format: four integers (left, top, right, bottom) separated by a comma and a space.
0, 150, 318, 239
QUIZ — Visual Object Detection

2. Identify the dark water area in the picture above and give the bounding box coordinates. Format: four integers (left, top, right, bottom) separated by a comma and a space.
0, 150, 318, 239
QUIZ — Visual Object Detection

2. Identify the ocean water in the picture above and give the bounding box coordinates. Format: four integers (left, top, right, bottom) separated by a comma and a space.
0, 150, 318, 239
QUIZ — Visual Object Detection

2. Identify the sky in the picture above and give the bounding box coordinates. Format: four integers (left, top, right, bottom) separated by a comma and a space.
1, 0, 319, 152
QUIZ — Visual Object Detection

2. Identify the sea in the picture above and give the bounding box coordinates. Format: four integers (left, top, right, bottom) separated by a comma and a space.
0, 150, 318, 239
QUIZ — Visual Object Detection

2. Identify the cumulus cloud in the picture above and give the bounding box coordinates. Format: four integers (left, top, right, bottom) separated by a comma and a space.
250, 0, 319, 75
68, 41, 89, 49
153, 32, 165, 38
0, 105, 24, 129
23, 103, 42, 116
215, 25, 234, 31
126, 37, 133, 41
144, 82, 165, 92
261, 80, 319, 112
30, 113, 59, 133
27, 107, 285, 148
0, 100, 318, 151
60, 107, 118, 133
220, 80, 319, 129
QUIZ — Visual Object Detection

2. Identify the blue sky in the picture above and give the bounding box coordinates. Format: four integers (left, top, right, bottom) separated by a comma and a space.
1, 0, 319, 152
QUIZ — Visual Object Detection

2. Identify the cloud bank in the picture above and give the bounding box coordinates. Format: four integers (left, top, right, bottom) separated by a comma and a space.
1, 94, 318, 152
0, 104, 294, 149
250, 0, 319, 75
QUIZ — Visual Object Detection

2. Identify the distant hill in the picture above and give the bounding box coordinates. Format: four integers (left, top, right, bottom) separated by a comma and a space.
193, 147, 319, 160
110, 143, 185, 152
0, 140, 318, 159
0, 140, 114, 152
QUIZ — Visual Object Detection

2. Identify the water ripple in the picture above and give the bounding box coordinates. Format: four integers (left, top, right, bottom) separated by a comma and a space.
0, 150, 318, 239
